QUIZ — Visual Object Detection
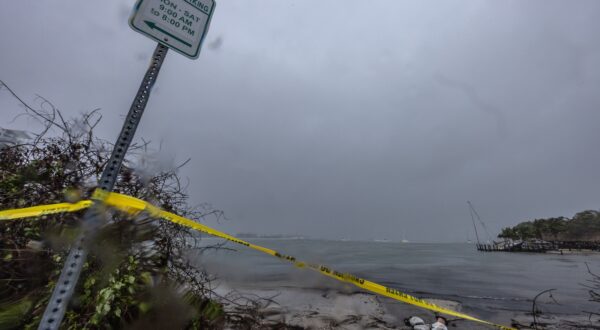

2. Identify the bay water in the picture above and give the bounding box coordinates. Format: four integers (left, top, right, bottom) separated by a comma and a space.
191, 239, 600, 317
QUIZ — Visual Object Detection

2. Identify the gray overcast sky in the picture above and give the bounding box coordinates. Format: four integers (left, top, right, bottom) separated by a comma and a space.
1, 1, 599, 242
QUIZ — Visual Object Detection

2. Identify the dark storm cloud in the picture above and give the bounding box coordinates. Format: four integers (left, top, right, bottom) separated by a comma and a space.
1, 1, 599, 242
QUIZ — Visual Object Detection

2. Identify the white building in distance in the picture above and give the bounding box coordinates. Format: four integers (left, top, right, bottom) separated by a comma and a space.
0, 128, 31, 148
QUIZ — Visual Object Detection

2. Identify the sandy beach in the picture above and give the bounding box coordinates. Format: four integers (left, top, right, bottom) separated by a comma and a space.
214, 283, 597, 329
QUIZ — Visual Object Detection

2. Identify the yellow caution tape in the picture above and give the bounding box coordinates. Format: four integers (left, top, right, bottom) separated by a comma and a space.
0, 200, 92, 220
0, 190, 515, 329
100, 191, 516, 329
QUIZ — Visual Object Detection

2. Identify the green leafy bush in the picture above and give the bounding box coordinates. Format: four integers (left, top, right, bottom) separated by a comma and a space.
0, 107, 224, 329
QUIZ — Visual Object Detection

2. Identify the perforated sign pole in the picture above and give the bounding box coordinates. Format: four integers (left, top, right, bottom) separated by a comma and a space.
38, 43, 169, 330
39, 0, 214, 327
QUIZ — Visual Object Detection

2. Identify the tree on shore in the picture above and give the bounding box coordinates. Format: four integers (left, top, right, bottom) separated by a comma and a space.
497, 212, 597, 241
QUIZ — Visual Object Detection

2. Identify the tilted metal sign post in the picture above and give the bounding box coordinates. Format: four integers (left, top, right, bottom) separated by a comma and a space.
38, 1, 214, 329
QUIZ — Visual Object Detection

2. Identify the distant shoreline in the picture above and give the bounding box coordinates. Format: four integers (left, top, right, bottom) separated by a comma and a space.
547, 248, 600, 255
203, 236, 600, 248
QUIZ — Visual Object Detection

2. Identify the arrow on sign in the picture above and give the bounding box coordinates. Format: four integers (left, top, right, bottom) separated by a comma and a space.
144, 20, 192, 47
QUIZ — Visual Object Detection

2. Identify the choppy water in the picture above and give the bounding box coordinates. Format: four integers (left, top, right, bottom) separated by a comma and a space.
190, 239, 600, 316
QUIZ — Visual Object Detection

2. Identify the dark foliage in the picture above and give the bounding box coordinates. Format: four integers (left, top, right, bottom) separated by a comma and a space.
498, 211, 600, 241
0, 91, 228, 329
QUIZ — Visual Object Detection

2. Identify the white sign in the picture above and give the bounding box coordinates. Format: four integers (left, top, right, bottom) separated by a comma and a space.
130, 0, 215, 59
